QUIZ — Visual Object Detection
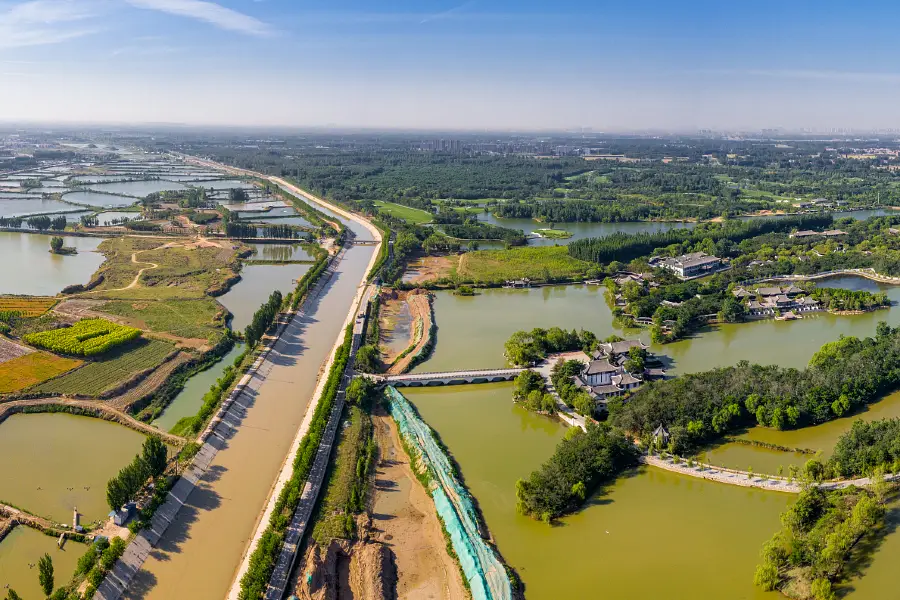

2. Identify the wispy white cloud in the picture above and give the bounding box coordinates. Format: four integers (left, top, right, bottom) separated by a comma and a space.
0, 0, 99, 49
420, 1, 476, 25
694, 68, 900, 84
124, 0, 271, 36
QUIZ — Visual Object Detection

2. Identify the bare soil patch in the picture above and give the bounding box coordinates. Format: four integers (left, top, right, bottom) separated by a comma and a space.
402, 254, 456, 284
0, 336, 33, 365
369, 409, 467, 599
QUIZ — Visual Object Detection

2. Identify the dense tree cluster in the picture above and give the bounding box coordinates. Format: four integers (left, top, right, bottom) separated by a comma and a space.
754, 486, 885, 599
613, 322, 900, 454
504, 327, 597, 366
515, 423, 639, 522
106, 436, 168, 510
829, 419, 900, 477
244, 290, 283, 348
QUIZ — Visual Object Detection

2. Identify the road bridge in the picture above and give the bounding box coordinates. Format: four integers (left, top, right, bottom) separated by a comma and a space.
377, 368, 524, 387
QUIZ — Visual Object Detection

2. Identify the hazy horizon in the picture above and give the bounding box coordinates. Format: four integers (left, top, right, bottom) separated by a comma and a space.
4, 1, 900, 131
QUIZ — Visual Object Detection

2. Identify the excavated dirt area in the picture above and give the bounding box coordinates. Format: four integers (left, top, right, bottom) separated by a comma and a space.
293, 407, 466, 600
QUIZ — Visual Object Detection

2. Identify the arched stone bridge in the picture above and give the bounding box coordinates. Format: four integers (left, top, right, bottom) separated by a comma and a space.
375, 368, 524, 387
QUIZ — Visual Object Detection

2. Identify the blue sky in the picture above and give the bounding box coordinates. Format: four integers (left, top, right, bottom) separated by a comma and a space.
2, 0, 900, 130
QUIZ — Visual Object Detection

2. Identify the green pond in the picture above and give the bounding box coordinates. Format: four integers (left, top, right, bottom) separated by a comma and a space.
414, 285, 613, 372
152, 343, 246, 432
0, 413, 146, 524
402, 384, 789, 600
0, 526, 83, 599
218, 262, 312, 331
0, 232, 104, 296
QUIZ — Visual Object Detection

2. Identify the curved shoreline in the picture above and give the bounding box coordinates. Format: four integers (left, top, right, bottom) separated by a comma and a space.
0, 397, 184, 445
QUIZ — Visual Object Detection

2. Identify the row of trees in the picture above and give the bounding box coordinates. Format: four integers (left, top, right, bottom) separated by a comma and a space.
613, 322, 900, 455
106, 435, 168, 511
244, 290, 283, 348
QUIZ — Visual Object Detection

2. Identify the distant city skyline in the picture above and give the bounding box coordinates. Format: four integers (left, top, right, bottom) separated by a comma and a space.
4, 1, 900, 130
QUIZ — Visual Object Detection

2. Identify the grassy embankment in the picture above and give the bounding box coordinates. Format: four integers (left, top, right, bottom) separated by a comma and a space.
373, 200, 434, 225
310, 401, 375, 544
454, 246, 595, 285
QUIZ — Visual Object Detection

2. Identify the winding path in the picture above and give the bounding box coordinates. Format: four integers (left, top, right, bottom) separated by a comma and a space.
123, 251, 159, 290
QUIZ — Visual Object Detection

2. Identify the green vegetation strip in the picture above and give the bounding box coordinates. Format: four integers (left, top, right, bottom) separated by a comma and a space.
238, 324, 353, 599
458, 246, 596, 285
613, 323, 900, 473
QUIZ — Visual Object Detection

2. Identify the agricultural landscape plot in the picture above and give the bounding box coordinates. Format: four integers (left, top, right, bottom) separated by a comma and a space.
23, 319, 141, 357
0, 352, 81, 393
0, 296, 56, 317
32, 338, 175, 396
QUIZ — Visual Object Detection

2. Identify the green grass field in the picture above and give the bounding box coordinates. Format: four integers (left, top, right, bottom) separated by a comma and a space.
100, 298, 226, 343
32, 339, 175, 396
372, 201, 434, 224
456, 246, 593, 284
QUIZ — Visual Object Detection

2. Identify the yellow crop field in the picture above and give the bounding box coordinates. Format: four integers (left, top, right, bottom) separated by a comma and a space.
0, 352, 82, 393
0, 296, 57, 317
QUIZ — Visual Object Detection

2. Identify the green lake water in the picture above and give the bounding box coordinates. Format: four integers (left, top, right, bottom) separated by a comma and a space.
152, 343, 246, 432
0, 232, 104, 296
402, 384, 788, 600
412, 277, 900, 599
0, 413, 145, 524
217, 263, 312, 331
0, 526, 83, 599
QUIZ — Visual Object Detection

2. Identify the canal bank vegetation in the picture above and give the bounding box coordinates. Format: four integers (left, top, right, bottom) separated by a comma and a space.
310, 379, 376, 544
612, 322, 900, 455
238, 324, 353, 600
753, 485, 890, 600
515, 422, 640, 522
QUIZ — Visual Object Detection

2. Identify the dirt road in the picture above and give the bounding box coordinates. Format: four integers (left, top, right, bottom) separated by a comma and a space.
370, 408, 467, 599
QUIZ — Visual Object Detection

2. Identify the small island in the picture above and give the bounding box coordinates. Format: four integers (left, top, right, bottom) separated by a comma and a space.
533, 228, 573, 239
49, 236, 77, 255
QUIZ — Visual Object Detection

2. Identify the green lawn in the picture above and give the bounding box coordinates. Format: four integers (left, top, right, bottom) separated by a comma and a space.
456, 246, 593, 284
372, 201, 433, 224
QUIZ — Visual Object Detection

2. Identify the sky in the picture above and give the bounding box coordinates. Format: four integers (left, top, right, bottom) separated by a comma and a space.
3, 0, 900, 131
